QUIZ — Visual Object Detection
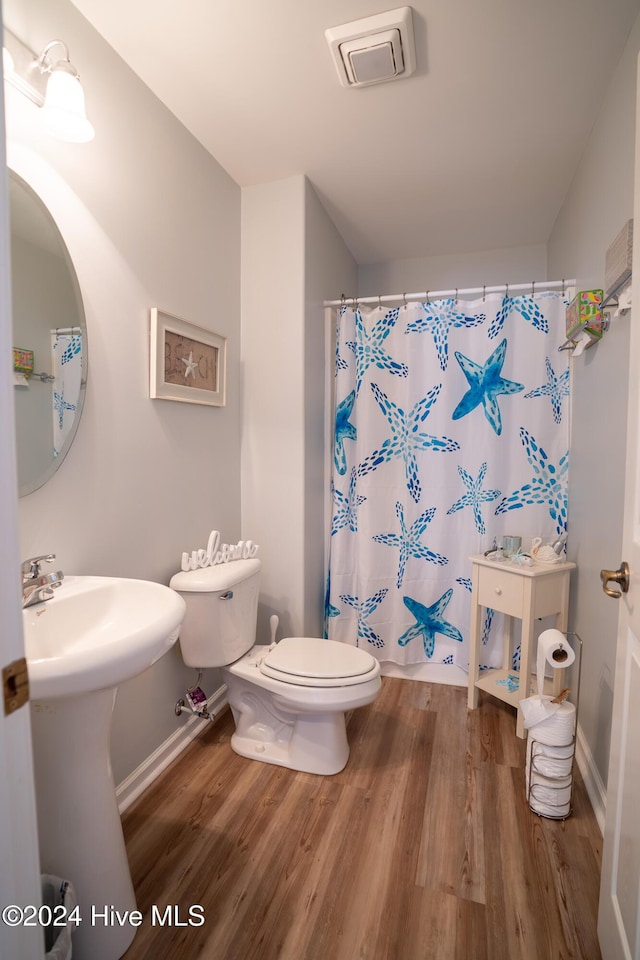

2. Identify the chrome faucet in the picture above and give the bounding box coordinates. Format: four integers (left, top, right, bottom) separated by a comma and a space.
21, 554, 64, 608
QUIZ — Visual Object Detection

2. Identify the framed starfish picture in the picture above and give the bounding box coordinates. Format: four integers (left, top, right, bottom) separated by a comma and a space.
149, 308, 226, 406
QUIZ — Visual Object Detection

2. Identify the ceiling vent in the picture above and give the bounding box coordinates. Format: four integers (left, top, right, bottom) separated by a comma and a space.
325, 6, 416, 88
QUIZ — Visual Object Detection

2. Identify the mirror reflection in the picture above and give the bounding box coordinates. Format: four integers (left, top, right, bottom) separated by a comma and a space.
9, 171, 88, 496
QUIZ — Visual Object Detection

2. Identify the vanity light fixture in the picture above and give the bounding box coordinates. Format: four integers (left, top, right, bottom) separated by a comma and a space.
2, 27, 94, 142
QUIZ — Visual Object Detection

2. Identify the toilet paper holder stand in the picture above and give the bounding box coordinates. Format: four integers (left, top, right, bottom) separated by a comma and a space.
527, 632, 583, 820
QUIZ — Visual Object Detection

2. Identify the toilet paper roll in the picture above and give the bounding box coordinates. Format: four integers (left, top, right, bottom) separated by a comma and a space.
528, 771, 572, 799
528, 773, 572, 817
536, 629, 576, 696
529, 701, 576, 746
526, 738, 574, 787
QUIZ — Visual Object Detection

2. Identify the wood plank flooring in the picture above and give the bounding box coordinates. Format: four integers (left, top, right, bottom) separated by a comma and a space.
121, 678, 602, 960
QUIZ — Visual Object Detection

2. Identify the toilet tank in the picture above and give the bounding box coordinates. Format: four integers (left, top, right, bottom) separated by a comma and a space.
169, 558, 261, 668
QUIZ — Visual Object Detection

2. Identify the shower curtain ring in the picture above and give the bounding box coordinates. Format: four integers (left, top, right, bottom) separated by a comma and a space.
378, 294, 382, 311
562, 278, 566, 296
455, 288, 458, 304
531, 280, 536, 298
425, 289, 429, 305
403, 292, 408, 310
505, 282, 509, 299
482, 285, 486, 302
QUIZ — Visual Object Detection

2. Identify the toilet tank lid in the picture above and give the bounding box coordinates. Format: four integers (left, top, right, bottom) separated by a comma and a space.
170, 557, 261, 592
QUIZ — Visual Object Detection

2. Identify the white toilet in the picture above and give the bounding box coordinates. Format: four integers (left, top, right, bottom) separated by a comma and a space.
170, 557, 381, 775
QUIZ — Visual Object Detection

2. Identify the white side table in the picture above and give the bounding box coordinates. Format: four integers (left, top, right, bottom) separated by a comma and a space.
467, 553, 576, 738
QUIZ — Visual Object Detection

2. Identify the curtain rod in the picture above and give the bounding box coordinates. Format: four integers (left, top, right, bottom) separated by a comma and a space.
323, 279, 576, 308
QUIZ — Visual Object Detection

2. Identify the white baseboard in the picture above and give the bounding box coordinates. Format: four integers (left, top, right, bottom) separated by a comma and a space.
116, 684, 229, 814
574, 722, 606, 834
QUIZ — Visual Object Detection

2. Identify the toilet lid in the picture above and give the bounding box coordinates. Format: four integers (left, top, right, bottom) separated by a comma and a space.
260, 637, 379, 687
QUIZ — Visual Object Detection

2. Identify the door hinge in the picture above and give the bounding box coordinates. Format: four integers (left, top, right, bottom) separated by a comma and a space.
3, 657, 29, 716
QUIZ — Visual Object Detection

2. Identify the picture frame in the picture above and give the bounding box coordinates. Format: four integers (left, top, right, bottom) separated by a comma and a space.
149, 308, 226, 407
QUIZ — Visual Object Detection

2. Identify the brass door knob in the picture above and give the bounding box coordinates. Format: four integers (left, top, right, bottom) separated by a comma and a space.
600, 561, 630, 599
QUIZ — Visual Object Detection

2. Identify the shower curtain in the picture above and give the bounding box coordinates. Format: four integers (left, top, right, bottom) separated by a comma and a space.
326, 292, 570, 669
51, 329, 83, 457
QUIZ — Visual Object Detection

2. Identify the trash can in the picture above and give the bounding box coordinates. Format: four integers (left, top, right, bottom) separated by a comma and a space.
41, 875, 76, 960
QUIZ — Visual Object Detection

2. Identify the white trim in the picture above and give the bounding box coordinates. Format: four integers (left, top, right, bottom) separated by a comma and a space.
116, 684, 229, 814
380, 661, 466, 686
575, 721, 606, 834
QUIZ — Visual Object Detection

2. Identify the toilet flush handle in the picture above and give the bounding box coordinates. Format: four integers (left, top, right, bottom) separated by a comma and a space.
219, 590, 234, 600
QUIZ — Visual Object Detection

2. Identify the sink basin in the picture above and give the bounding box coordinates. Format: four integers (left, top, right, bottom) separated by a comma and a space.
23, 574, 186, 700
25, 575, 186, 960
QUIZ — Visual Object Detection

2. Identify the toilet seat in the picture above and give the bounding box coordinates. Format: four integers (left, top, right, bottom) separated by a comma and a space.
259, 637, 379, 688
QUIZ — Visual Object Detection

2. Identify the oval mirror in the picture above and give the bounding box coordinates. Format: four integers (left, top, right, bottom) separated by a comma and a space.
9, 171, 88, 496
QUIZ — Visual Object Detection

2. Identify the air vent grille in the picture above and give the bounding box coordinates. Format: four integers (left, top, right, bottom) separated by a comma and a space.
325, 6, 416, 88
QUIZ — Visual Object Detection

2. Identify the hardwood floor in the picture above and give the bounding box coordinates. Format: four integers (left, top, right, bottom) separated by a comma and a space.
121, 678, 602, 960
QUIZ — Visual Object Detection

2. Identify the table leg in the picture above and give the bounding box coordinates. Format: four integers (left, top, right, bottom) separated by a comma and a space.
516, 580, 536, 738
468, 575, 482, 710
552, 581, 570, 696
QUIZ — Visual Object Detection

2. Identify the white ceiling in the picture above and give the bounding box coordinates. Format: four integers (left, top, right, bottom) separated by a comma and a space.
70, 0, 640, 265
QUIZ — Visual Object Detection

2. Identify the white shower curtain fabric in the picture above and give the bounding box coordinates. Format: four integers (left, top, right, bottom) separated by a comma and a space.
326, 293, 570, 669
51, 330, 83, 457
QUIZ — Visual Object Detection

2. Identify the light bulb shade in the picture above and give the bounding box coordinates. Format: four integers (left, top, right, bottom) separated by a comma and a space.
41, 66, 94, 143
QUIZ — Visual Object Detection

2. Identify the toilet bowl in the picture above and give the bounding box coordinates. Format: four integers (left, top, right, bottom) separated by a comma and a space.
223, 637, 380, 774
169, 558, 381, 775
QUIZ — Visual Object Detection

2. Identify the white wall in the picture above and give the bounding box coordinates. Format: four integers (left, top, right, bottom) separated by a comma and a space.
241, 175, 356, 643
547, 13, 640, 790
241, 176, 306, 641
4, 0, 242, 784
358, 243, 547, 298
304, 179, 358, 631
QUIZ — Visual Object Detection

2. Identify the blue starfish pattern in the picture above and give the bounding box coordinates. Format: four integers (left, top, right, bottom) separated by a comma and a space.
456, 577, 493, 643
446, 462, 501, 534
334, 390, 357, 475
482, 608, 495, 646
405, 299, 486, 371
339, 588, 388, 648
357, 383, 459, 503
335, 307, 349, 374
452, 339, 524, 436
53, 388, 76, 431
373, 502, 448, 588
323, 578, 340, 638
488, 295, 549, 339
397, 589, 463, 658
524, 358, 570, 424
331, 469, 366, 536
345, 308, 408, 395
59, 335, 82, 364
495, 428, 569, 535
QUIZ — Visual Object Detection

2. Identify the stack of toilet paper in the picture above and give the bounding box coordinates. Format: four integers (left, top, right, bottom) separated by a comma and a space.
521, 629, 577, 818
526, 706, 575, 818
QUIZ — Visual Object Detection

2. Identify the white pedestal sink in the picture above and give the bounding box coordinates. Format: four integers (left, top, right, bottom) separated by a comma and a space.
23, 575, 186, 960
